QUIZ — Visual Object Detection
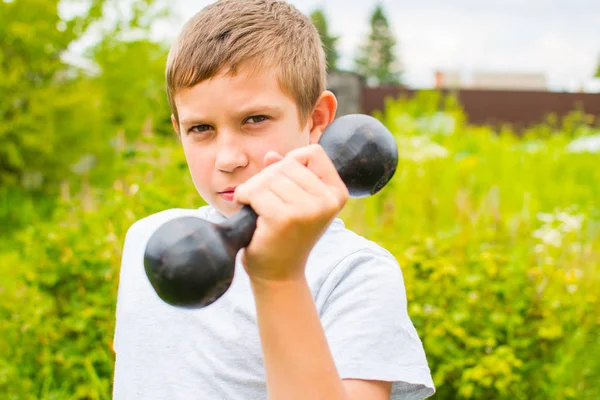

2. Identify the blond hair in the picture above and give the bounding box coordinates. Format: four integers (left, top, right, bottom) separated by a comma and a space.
166, 0, 327, 127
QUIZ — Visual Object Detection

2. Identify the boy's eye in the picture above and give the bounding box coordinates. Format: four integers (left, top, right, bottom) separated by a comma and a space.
189, 124, 212, 134
246, 115, 269, 124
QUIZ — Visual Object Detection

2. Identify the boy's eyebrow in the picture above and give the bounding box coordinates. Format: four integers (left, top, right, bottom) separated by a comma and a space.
180, 105, 283, 127
179, 117, 208, 127
231, 104, 283, 119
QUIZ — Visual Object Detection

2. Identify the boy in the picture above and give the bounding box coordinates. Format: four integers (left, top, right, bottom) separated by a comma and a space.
112, 0, 435, 399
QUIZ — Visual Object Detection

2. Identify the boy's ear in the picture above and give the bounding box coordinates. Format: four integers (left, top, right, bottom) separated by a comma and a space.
308, 90, 337, 144
171, 114, 181, 139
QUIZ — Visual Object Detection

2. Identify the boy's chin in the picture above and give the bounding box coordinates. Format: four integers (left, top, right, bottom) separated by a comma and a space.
212, 200, 243, 218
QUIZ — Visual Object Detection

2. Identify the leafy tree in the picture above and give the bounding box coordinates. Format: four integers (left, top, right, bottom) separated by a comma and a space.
354, 3, 402, 86
88, 31, 173, 142
0, 0, 106, 188
310, 8, 340, 72
87, 0, 173, 138
0, 0, 171, 192
596, 55, 600, 78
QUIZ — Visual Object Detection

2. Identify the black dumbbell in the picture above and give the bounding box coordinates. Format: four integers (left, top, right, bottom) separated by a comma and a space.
144, 114, 398, 308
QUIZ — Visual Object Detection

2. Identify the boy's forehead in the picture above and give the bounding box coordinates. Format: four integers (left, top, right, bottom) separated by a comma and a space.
178, 63, 280, 97
174, 67, 296, 122
176, 88, 289, 124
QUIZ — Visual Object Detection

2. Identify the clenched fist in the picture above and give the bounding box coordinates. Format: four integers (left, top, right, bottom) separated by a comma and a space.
233, 144, 349, 283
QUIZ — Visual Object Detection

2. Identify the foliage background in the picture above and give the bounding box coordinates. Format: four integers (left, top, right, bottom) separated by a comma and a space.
1, 1, 599, 399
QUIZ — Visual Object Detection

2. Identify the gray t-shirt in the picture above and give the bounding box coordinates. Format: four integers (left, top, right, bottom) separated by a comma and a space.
113, 206, 435, 399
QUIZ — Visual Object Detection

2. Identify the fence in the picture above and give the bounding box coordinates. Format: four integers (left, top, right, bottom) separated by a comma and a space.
361, 87, 600, 128
326, 72, 600, 128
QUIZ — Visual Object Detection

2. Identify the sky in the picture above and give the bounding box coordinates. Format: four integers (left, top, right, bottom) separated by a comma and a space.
163, 0, 600, 92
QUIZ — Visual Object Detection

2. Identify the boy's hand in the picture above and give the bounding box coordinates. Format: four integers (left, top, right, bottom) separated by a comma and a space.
233, 144, 349, 283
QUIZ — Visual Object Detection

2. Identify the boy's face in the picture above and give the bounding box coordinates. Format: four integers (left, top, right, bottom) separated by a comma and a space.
172, 65, 324, 217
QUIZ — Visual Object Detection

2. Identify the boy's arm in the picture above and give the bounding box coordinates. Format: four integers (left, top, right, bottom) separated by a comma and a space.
233, 144, 414, 398
250, 274, 392, 400
233, 145, 393, 399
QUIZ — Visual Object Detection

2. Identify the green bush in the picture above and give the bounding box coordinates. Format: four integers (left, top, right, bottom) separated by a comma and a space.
345, 91, 600, 398
0, 135, 201, 399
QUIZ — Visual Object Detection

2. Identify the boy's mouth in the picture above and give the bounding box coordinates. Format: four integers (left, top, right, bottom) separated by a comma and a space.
218, 186, 236, 202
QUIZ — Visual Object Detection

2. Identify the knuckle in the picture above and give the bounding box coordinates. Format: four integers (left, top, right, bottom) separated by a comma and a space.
280, 156, 297, 170
259, 166, 281, 186
287, 146, 306, 158
242, 180, 263, 199
263, 162, 279, 176
328, 193, 343, 213
281, 209, 301, 226
308, 201, 328, 221
310, 144, 326, 157
238, 187, 253, 203
309, 204, 323, 219
234, 184, 247, 200
339, 186, 350, 205
310, 143, 324, 152
337, 196, 348, 211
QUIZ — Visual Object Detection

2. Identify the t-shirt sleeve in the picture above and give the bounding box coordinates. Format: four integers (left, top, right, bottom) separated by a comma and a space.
113, 222, 137, 355
318, 248, 435, 400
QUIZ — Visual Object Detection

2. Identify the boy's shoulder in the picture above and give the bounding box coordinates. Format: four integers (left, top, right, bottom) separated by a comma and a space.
128, 207, 200, 229
312, 217, 398, 268
304, 217, 403, 295
124, 206, 217, 243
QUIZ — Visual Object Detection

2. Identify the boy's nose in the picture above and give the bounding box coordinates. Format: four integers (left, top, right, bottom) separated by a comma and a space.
214, 133, 249, 173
